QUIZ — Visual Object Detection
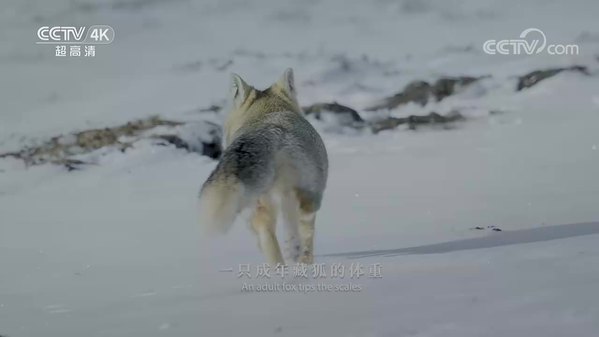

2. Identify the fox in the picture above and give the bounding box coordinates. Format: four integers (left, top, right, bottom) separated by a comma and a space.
198, 68, 328, 265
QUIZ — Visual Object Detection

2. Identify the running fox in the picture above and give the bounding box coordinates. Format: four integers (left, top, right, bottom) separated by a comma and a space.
198, 69, 328, 265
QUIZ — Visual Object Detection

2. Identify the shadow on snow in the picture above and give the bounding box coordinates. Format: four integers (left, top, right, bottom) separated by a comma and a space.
322, 222, 599, 258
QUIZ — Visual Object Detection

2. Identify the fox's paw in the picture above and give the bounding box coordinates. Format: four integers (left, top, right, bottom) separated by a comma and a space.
299, 251, 313, 264
284, 237, 301, 263
285, 241, 301, 262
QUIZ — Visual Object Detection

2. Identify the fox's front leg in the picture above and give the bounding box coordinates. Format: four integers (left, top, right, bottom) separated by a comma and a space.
250, 196, 284, 265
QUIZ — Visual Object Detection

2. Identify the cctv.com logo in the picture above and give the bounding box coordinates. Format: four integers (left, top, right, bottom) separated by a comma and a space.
483, 28, 579, 55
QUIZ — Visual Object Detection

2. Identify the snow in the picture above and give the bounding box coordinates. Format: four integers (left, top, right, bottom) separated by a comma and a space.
1, 0, 599, 336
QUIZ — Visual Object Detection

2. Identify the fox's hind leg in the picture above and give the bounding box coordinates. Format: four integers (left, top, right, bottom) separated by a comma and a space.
250, 195, 284, 265
298, 212, 316, 264
281, 191, 301, 263
295, 189, 319, 264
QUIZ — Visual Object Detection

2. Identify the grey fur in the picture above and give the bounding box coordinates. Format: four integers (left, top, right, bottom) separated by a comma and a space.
202, 110, 328, 209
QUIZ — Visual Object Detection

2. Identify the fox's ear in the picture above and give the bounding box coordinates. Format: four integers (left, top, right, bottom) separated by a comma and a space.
229, 73, 250, 108
274, 68, 296, 98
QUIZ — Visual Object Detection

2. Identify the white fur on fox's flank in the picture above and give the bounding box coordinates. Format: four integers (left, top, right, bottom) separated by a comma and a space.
198, 68, 328, 264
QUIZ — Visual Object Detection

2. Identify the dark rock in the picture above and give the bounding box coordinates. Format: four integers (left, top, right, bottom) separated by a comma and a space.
431, 76, 480, 101
370, 110, 465, 133
303, 102, 365, 128
198, 105, 222, 113
63, 159, 89, 172
370, 117, 406, 134
365, 81, 430, 111
487, 225, 503, 232
365, 76, 483, 111
215, 59, 233, 71
154, 135, 189, 150
153, 122, 223, 160
516, 66, 588, 91
202, 141, 222, 159
175, 60, 202, 72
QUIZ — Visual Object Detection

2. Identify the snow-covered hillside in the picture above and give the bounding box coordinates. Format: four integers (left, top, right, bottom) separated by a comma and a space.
1, 0, 599, 336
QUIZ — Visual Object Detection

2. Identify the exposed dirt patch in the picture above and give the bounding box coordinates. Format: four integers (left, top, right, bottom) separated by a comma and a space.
0, 116, 221, 169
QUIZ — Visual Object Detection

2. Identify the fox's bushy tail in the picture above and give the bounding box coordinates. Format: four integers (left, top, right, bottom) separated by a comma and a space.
198, 131, 278, 234
198, 175, 246, 234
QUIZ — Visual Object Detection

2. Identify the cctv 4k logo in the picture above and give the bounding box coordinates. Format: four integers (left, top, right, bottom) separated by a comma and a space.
36, 25, 115, 57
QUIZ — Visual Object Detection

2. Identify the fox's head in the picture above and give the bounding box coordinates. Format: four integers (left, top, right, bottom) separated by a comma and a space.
223, 68, 301, 145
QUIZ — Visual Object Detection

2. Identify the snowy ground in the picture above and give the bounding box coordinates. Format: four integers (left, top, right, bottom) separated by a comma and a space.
1, 0, 599, 336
